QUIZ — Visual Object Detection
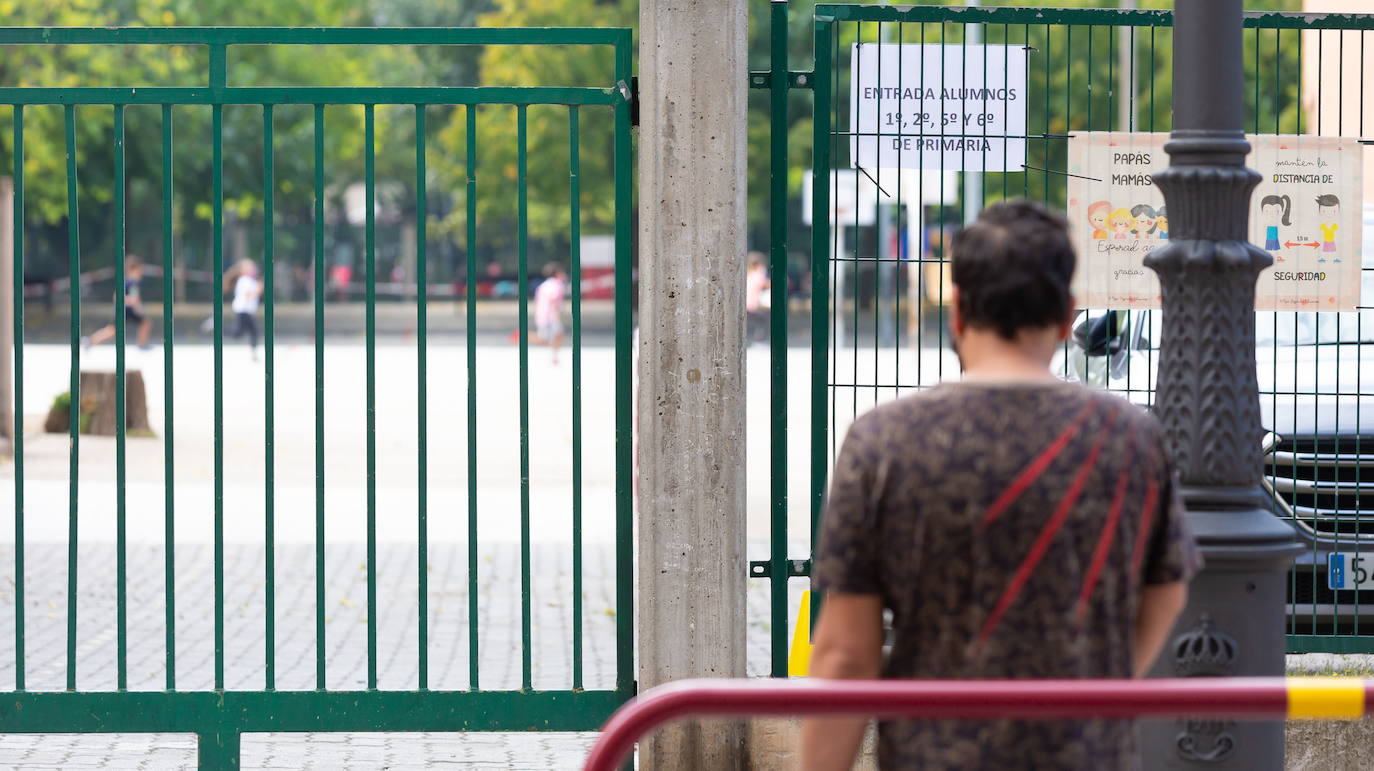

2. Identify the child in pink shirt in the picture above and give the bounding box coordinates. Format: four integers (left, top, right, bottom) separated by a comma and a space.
533, 262, 568, 364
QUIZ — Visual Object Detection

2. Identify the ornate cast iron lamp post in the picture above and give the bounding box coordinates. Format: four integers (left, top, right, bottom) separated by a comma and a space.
1140, 1, 1304, 768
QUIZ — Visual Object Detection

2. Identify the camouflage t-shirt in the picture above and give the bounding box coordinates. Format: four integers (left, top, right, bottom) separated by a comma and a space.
814, 380, 1200, 770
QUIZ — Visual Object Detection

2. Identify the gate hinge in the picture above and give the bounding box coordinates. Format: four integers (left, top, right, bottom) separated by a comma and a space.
629, 76, 640, 127
748, 70, 816, 90
749, 559, 811, 579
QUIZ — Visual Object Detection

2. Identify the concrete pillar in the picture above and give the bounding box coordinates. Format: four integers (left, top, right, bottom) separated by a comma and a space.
636, 0, 748, 768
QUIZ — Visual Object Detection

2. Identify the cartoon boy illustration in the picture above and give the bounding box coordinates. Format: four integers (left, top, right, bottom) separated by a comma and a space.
1087, 201, 1111, 239
1107, 208, 1134, 239
1316, 194, 1339, 262
1259, 194, 1291, 261
1130, 204, 1158, 239
1156, 206, 1168, 239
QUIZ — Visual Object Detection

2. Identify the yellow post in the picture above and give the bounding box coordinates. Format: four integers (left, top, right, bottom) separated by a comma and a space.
788, 590, 814, 677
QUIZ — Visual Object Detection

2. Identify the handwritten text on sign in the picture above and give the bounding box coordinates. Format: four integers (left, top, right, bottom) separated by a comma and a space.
849, 43, 1028, 172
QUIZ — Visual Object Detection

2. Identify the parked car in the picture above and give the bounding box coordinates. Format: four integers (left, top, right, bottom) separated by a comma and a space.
1057, 205, 1374, 632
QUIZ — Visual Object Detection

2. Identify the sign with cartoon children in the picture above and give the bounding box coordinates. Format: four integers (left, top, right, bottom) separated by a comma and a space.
1067, 132, 1363, 310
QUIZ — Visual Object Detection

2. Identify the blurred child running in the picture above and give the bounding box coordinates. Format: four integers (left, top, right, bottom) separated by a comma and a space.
531, 262, 568, 364
84, 254, 153, 350
227, 258, 263, 361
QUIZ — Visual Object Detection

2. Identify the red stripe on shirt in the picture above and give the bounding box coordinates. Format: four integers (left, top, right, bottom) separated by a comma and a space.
978, 401, 1098, 531
1130, 479, 1162, 578
978, 409, 1120, 645
1074, 436, 1136, 622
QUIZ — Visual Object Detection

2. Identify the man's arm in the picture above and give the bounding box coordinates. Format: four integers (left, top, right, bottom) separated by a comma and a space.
1133, 581, 1187, 678
800, 592, 884, 771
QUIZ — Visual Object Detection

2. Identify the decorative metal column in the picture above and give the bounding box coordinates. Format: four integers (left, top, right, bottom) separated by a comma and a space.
1140, 1, 1304, 768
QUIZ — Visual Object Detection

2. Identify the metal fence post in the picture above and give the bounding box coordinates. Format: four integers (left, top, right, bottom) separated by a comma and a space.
637, 0, 750, 767
1140, 1, 1304, 768
0, 177, 12, 458
196, 732, 240, 770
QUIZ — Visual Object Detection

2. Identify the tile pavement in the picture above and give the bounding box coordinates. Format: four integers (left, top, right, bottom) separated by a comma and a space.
0, 543, 788, 768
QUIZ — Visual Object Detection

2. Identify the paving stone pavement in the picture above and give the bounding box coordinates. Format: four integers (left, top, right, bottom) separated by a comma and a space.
0, 543, 787, 768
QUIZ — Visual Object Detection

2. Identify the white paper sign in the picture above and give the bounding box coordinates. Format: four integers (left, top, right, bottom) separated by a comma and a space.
1066, 132, 1364, 311
849, 43, 1028, 172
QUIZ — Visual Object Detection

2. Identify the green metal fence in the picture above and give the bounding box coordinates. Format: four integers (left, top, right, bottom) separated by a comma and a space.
2, 27, 634, 766
760, 3, 1374, 675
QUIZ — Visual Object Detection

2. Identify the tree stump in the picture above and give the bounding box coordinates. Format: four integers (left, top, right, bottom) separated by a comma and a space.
78, 370, 151, 436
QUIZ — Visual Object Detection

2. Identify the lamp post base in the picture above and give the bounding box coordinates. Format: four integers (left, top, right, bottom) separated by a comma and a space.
1141, 491, 1302, 769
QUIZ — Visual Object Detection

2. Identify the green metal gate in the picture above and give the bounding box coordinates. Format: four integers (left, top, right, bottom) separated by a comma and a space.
1, 27, 634, 766
760, 3, 1374, 675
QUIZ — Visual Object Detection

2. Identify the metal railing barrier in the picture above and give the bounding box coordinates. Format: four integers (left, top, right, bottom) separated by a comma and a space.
582, 677, 1374, 771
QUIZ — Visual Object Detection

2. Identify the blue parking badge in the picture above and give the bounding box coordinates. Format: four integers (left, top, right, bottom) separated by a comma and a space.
1329, 554, 1346, 590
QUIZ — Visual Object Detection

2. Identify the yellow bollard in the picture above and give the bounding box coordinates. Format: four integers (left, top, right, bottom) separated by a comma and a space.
788, 590, 814, 677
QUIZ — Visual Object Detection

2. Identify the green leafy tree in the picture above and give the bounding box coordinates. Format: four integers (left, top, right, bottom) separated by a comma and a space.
432, 0, 634, 248
0, 0, 435, 281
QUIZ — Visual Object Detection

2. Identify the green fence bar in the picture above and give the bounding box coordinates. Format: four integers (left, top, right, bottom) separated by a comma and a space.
10, 104, 23, 693
364, 103, 378, 692
415, 103, 429, 692
0, 26, 632, 45
809, 14, 833, 620
0, 86, 619, 108
568, 104, 583, 692
113, 103, 127, 692
516, 103, 532, 693
263, 103, 276, 691
768, 0, 791, 680
211, 98, 225, 692
312, 103, 326, 691
161, 102, 176, 692
465, 104, 480, 691
613, 29, 634, 696
63, 103, 80, 693
807, 12, 829, 563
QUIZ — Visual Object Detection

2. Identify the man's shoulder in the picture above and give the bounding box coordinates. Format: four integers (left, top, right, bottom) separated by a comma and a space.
852, 385, 962, 427
847, 380, 1164, 439
1076, 384, 1163, 433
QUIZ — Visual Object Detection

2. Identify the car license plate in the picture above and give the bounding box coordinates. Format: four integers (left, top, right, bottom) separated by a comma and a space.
1327, 553, 1374, 591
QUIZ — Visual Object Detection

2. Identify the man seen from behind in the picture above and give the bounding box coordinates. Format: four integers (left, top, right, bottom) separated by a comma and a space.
800, 199, 1200, 770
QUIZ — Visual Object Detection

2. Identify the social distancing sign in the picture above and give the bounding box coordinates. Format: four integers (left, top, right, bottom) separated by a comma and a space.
1067, 132, 1363, 311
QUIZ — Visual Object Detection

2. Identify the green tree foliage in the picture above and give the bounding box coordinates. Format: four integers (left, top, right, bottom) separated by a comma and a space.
430, 0, 634, 244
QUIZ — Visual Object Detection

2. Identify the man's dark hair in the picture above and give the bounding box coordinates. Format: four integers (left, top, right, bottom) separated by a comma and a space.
950, 199, 1076, 340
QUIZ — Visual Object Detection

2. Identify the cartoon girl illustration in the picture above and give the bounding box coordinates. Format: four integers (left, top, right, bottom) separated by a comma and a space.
1316, 194, 1340, 262
1259, 194, 1291, 261
1107, 208, 1134, 239
1155, 206, 1168, 239
1130, 204, 1158, 239
1087, 201, 1111, 239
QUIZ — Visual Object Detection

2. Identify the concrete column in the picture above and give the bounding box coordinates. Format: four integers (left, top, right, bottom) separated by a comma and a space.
637, 0, 748, 768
